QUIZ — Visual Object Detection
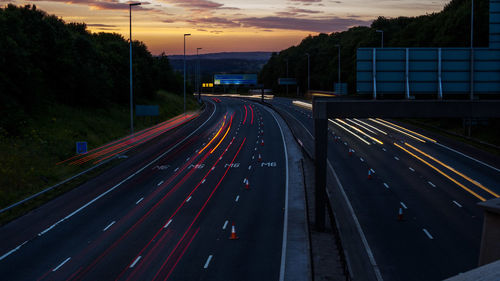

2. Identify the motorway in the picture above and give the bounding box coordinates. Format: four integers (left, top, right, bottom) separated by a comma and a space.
0, 98, 289, 281
270, 97, 500, 281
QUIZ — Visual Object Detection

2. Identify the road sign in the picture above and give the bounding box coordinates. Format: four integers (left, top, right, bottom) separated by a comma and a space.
214, 74, 257, 85
278, 78, 297, 85
202, 83, 214, 88
76, 141, 87, 154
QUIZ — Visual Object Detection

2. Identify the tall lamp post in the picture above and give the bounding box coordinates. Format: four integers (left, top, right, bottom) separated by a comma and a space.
183, 33, 191, 114
376, 29, 384, 48
305, 53, 310, 94
335, 44, 341, 93
197, 47, 202, 102
129, 2, 141, 134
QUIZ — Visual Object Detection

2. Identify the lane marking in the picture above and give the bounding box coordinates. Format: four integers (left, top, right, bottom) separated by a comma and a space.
453, 201, 463, 208
204, 255, 213, 269
222, 220, 228, 230
360, 157, 365, 162
394, 156, 399, 161
174, 167, 179, 172
202, 179, 206, 184
164, 219, 173, 229
382, 148, 387, 152
370, 169, 375, 174
135, 197, 144, 204
103, 221, 116, 232
400, 202, 408, 209
383, 183, 389, 189
157, 180, 164, 186
428, 181, 436, 188
263, 104, 290, 281
53, 257, 71, 272
186, 157, 190, 162
436, 143, 500, 172
0, 241, 28, 261
409, 167, 415, 172
235, 195, 240, 202
423, 229, 434, 240
248, 165, 252, 170
186, 196, 192, 203
129, 256, 142, 268
327, 161, 384, 281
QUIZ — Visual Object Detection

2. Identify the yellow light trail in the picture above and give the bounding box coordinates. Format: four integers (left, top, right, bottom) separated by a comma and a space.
404, 143, 499, 198
353, 118, 388, 135
199, 115, 226, 154
376, 118, 437, 143
394, 143, 486, 201
347, 119, 378, 135
369, 118, 426, 143
329, 119, 371, 145
210, 115, 233, 154
336, 119, 384, 145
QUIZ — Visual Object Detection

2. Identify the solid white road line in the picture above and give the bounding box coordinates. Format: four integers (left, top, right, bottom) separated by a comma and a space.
222, 220, 228, 230
163, 219, 173, 229
53, 257, 71, 272
36, 102, 217, 237
428, 181, 436, 188
235, 195, 240, 202
383, 183, 389, 189
157, 180, 164, 186
327, 161, 384, 281
409, 167, 415, 172
135, 197, 144, 204
204, 255, 213, 269
453, 201, 463, 208
103, 221, 115, 232
436, 142, 500, 172
0, 241, 28, 261
423, 229, 434, 240
129, 256, 142, 268
262, 104, 290, 281
400, 202, 408, 209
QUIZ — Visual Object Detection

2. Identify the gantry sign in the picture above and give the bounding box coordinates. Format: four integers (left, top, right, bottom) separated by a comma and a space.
312, 98, 500, 230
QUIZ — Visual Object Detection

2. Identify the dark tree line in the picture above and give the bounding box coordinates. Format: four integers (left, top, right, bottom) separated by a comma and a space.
0, 5, 184, 135
259, 0, 489, 95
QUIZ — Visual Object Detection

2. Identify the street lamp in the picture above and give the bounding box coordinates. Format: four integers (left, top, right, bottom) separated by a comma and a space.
335, 44, 341, 93
129, 2, 141, 134
305, 53, 310, 93
197, 47, 202, 102
183, 33, 191, 114
376, 30, 384, 48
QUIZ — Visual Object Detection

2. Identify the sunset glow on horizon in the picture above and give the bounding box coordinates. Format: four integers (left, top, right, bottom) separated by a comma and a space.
4, 0, 450, 55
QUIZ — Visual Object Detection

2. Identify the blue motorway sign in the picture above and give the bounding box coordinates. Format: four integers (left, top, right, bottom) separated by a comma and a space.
214, 74, 258, 85
76, 141, 88, 154
278, 78, 297, 85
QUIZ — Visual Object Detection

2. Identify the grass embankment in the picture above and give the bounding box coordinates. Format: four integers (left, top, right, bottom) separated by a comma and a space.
0, 91, 199, 224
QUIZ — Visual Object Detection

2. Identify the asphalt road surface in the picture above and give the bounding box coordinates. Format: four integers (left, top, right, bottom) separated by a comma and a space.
270, 97, 500, 281
0, 97, 289, 281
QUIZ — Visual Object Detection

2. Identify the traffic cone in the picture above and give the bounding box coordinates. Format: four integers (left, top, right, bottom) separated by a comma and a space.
368, 169, 372, 179
229, 223, 239, 240
348, 148, 353, 156
398, 207, 403, 221
258, 154, 262, 162
244, 178, 250, 190
261, 139, 264, 146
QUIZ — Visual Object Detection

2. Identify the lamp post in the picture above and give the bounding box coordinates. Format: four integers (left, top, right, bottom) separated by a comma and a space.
129, 2, 141, 134
336, 44, 341, 93
197, 47, 202, 102
305, 53, 310, 94
183, 33, 191, 114
376, 30, 384, 48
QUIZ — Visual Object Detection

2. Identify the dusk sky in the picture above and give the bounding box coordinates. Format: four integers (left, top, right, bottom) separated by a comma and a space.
3, 0, 449, 55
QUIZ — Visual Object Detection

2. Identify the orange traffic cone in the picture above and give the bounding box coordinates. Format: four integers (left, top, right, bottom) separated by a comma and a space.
398, 207, 403, 221
229, 223, 239, 240
258, 154, 262, 162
